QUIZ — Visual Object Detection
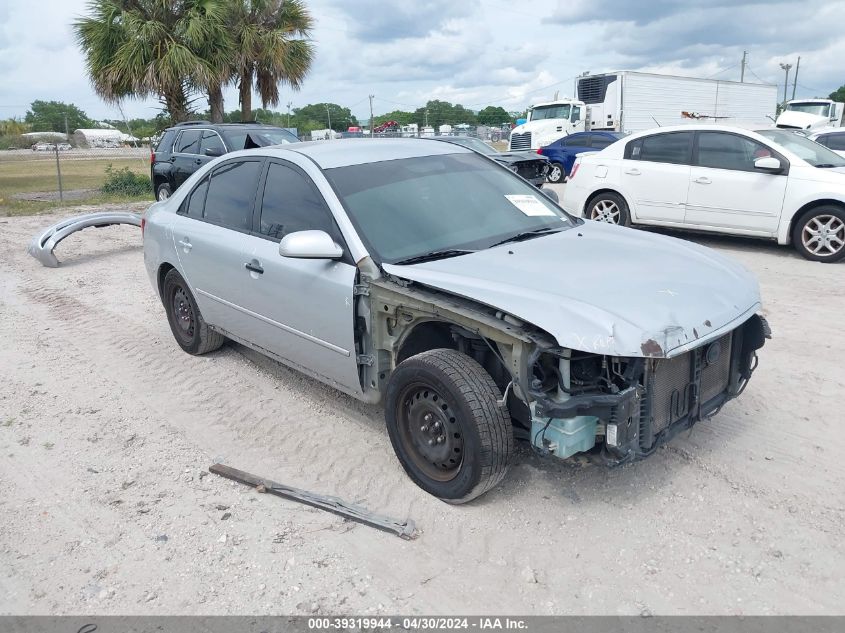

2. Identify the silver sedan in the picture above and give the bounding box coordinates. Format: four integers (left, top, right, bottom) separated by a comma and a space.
143, 139, 768, 503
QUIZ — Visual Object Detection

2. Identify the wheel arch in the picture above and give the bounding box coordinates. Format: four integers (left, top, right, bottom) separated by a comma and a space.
157, 261, 177, 300
785, 199, 845, 244
395, 320, 458, 365
584, 187, 630, 217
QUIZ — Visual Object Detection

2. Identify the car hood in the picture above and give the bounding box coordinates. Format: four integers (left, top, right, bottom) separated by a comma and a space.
494, 151, 548, 163
382, 221, 762, 358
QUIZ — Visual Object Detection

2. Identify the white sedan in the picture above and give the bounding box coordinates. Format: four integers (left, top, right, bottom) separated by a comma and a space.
562, 124, 845, 262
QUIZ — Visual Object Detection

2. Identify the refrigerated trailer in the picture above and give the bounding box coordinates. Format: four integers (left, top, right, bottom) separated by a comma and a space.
578, 71, 779, 134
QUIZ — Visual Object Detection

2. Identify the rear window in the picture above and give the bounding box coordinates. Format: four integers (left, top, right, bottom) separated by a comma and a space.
821, 133, 845, 151
628, 132, 692, 165
175, 130, 202, 154
155, 130, 176, 153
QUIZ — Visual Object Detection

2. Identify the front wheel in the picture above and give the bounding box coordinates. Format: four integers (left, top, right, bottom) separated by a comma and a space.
385, 349, 513, 504
547, 162, 565, 183
793, 206, 845, 263
587, 192, 631, 226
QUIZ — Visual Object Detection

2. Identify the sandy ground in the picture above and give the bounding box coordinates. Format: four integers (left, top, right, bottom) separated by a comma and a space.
1, 197, 844, 616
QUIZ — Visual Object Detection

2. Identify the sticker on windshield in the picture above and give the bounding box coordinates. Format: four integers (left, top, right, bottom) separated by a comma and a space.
505, 194, 556, 217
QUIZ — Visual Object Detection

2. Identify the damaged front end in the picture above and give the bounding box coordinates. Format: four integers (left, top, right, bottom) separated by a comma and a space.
526, 314, 770, 463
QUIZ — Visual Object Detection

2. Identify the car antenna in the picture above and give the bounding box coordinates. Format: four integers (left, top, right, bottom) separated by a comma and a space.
651, 116, 661, 127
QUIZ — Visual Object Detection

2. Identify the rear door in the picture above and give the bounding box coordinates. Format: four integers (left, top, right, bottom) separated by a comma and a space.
622, 131, 693, 223
234, 159, 361, 393
171, 157, 264, 334
171, 129, 204, 188
685, 131, 786, 233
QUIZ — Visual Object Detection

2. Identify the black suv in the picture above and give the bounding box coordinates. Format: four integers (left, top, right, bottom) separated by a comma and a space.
151, 121, 300, 200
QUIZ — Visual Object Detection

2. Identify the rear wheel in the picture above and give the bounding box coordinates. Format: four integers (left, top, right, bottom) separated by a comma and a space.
162, 269, 225, 355
385, 349, 513, 504
547, 162, 565, 183
793, 206, 845, 262
155, 182, 172, 201
587, 191, 631, 226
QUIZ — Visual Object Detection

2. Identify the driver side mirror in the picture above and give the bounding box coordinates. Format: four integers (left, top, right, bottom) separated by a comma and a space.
754, 156, 782, 172
204, 146, 224, 157
279, 230, 344, 260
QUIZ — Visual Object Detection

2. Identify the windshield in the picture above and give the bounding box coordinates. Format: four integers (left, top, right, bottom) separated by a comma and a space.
438, 136, 497, 155
530, 104, 571, 121
786, 102, 831, 117
756, 129, 845, 167
325, 153, 572, 264
225, 127, 299, 149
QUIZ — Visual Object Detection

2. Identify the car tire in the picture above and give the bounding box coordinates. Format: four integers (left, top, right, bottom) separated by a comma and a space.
792, 206, 845, 263
547, 162, 565, 183
385, 349, 513, 504
162, 269, 225, 355
587, 191, 631, 226
155, 182, 172, 201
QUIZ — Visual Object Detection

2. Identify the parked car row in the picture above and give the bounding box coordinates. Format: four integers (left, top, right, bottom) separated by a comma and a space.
31, 142, 72, 152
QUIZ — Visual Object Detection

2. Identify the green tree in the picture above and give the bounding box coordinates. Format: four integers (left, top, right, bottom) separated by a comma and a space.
0, 118, 29, 136
373, 110, 416, 126
74, 0, 229, 123
412, 100, 477, 128
25, 100, 92, 133
292, 103, 357, 131
477, 106, 511, 126
830, 84, 845, 103
226, 0, 315, 122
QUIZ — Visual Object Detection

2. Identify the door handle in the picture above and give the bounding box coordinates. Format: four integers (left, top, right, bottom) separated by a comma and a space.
169, 156, 177, 162
194, 159, 202, 165
693, 177, 712, 184
177, 238, 192, 251
624, 168, 641, 175
244, 261, 264, 275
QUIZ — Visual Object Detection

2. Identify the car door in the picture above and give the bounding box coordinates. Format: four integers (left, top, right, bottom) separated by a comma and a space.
560, 134, 593, 173
685, 131, 787, 233
232, 159, 361, 393
171, 158, 264, 335
171, 129, 204, 188
622, 131, 693, 223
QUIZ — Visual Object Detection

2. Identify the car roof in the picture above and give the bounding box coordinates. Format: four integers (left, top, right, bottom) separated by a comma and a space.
262, 138, 472, 168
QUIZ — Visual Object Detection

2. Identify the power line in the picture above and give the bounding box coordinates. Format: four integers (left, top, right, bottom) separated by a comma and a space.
705, 63, 739, 80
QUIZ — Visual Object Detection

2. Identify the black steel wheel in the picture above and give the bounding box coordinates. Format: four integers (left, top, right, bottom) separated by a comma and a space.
162, 269, 225, 355
385, 349, 513, 503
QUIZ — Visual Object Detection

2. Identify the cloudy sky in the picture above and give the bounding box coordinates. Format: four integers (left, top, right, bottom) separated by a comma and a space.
1, 0, 843, 124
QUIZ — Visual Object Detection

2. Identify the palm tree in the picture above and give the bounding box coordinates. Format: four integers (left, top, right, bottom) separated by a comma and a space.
74, 0, 231, 123
226, 0, 315, 122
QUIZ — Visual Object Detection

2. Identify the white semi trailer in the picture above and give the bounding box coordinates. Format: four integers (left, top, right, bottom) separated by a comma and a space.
509, 71, 779, 151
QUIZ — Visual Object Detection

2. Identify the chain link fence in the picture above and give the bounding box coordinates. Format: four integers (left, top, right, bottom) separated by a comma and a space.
0, 140, 152, 212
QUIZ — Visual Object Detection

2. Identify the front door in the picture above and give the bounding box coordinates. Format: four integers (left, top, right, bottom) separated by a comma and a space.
622, 131, 693, 224
685, 131, 786, 234
235, 160, 361, 394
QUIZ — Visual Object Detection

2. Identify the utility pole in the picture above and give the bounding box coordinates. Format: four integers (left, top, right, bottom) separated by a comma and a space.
740, 51, 747, 82
779, 62, 793, 105
286, 101, 292, 128
63, 113, 69, 140
368, 94, 374, 138
791, 57, 800, 100
54, 144, 64, 206
325, 104, 332, 130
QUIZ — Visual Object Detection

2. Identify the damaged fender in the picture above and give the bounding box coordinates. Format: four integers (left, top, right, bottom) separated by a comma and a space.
27, 212, 142, 268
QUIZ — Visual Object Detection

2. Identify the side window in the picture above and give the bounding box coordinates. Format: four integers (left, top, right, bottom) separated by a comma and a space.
825, 134, 845, 151
571, 106, 582, 122
199, 131, 226, 156
203, 160, 263, 230
175, 129, 202, 154
258, 162, 339, 241
184, 178, 209, 217
631, 132, 692, 165
697, 132, 769, 171
590, 135, 616, 150
155, 130, 176, 153
561, 135, 584, 147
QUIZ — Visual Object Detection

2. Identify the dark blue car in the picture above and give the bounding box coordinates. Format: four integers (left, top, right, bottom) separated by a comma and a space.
539, 131, 623, 183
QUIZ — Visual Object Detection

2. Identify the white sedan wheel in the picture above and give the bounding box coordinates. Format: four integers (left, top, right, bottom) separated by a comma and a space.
802, 214, 845, 257
591, 199, 621, 224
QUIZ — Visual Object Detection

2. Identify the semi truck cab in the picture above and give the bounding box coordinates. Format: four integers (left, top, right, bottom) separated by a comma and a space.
508, 99, 586, 150
776, 99, 844, 131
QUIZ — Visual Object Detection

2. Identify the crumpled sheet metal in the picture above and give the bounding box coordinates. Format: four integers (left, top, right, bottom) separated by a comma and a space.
27, 211, 142, 268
